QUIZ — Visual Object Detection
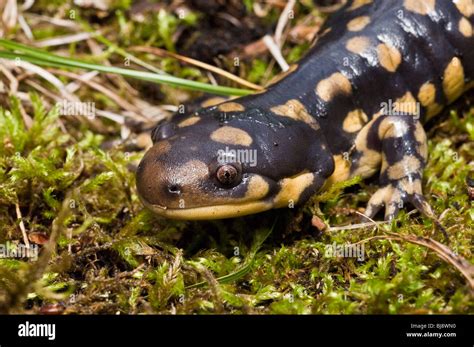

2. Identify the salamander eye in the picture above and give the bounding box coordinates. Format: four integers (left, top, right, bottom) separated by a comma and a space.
216, 164, 240, 186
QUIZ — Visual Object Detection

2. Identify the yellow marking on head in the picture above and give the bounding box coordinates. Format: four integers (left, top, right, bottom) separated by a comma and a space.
459, 17, 473, 37
316, 72, 352, 102
141, 199, 273, 220
417, 82, 443, 119
273, 172, 314, 208
325, 154, 350, 186
386, 155, 421, 180
178, 116, 201, 128
443, 57, 465, 103
201, 97, 227, 108
343, 109, 369, 133
346, 36, 371, 54
454, 0, 473, 17
174, 160, 209, 182
270, 99, 320, 130
210, 126, 253, 146
218, 102, 246, 113
403, 0, 436, 15
244, 176, 270, 200
347, 16, 371, 31
347, 0, 372, 11
266, 64, 298, 86
377, 43, 402, 72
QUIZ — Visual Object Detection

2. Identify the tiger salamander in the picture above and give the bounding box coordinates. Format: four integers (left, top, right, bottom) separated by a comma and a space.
136, 0, 474, 220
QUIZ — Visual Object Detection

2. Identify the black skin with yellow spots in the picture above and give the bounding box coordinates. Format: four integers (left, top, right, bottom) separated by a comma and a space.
136, 0, 474, 220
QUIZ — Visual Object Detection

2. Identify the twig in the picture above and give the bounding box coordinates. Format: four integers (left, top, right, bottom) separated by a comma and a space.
353, 233, 474, 290
2, 59, 75, 100
51, 68, 145, 118
18, 15, 33, 40
274, 0, 296, 48
14, 200, 30, 255
24, 13, 79, 29
130, 46, 263, 91
263, 35, 289, 71
65, 70, 99, 93
327, 221, 387, 232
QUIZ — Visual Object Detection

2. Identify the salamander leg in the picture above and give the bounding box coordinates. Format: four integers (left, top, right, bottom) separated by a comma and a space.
350, 114, 435, 221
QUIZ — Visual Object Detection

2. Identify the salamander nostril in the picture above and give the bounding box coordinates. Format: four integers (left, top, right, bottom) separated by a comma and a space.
168, 184, 181, 194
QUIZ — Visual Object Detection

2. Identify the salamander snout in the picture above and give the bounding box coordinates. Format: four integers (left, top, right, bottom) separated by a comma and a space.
136, 140, 184, 208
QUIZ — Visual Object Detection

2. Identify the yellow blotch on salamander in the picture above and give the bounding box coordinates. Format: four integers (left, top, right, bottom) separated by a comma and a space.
386, 155, 421, 180
346, 36, 371, 54
178, 116, 201, 128
210, 126, 253, 146
243, 176, 270, 200
403, 0, 436, 15
414, 122, 428, 158
377, 43, 402, 72
343, 109, 369, 133
393, 91, 418, 115
325, 154, 350, 186
454, 0, 473, 17
417, 82, 443, 119
459, 17, 472, 37
378, 116, 410, 139
270, 99, 320, 130
316, 72, 352, 102
351, 119, 383, 179
217, 102, 246, 113
443, 57, 465, 103
201, 97, 227, 108
347, 16, 371, 31
273, 172, 314, 208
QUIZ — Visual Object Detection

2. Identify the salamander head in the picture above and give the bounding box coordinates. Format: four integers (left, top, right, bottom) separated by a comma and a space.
136, 103, 334, 220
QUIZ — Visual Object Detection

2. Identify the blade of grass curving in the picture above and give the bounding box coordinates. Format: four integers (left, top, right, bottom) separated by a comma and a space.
186, 219, 277, 289
0, 39, 253, 96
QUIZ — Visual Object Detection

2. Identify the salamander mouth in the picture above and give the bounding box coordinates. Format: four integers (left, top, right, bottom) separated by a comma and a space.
139, 197, 273, 220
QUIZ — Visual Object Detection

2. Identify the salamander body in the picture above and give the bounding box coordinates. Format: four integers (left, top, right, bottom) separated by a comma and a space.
136, 0, 474, 220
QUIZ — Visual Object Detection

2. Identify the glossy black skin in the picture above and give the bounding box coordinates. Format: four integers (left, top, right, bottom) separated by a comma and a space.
137, 0, 473, 219
237, 0, 473, 154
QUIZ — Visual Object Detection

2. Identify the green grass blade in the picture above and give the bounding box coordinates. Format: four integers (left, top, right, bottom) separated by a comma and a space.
0, 39, 253, 96
186, 220, 276, 289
